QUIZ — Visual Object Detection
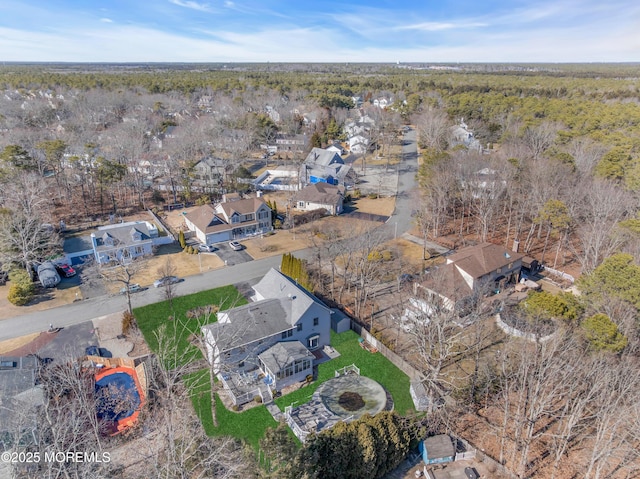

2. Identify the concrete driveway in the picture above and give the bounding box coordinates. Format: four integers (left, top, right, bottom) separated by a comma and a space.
215, 241, 254, 266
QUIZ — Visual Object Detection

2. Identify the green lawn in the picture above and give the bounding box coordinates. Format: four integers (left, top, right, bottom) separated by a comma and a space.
186, 369, 277, 449
275, 329, 414, 415
134, 285, 247, 367
138, 291, 414, 449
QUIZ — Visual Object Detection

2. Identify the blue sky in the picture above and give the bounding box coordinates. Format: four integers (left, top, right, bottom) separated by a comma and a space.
1, 0, 638, 62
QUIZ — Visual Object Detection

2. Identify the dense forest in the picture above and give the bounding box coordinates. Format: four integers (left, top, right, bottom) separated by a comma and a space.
1, 63, 640, 479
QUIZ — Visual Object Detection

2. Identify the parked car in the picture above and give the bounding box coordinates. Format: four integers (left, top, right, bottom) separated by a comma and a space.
464, 467, 480, 479
85, 346, 113, 358
153, 276, 182, 288
120, 283, 142, 295
55, 263, 76, 277
229, 241, 243, 251
197, 244, 217, 253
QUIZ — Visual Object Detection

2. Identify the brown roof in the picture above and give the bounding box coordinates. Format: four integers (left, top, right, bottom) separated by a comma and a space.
419, 263, 472, 304
295, 183, 344, 205
446, 242, 524, 279
185, 198, 268, 235
184, 204, 220, 234
219, 197, 267, 218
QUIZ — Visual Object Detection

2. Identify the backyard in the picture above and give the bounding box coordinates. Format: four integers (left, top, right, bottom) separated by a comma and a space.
186, 329, 415, 450
134, 286, 415, 450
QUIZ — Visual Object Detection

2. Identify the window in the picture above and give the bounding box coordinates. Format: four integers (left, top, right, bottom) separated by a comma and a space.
313, 317, 319, 326
496, 267, 502, 274
307, 335, 319, 349
297, 323, 302, 332
298, 201, 304, 208
281, 329, 293, 339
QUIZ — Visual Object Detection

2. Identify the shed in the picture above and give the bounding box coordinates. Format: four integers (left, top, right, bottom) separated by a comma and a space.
330, 308, 350, 333
420, 434, 455, 465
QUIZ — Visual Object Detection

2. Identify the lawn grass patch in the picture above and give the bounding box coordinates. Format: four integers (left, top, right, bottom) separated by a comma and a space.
275, 329, 414, 414
185, 369, 277, 449
134, 285, 247, 367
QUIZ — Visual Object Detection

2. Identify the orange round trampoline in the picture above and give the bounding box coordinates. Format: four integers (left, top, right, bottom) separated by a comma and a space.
94, 366, 145, 435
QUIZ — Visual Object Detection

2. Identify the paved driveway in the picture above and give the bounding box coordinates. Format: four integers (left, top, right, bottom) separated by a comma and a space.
215, 241, 254, 266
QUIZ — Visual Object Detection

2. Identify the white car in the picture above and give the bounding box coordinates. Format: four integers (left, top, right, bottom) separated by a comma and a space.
229, 241, 242, 251
197, 244, 217, 253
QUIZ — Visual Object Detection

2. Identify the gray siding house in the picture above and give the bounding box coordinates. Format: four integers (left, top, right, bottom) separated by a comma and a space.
202, 268, 332, 392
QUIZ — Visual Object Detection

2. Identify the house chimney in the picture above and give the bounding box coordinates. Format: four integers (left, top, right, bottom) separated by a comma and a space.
512, 239, 520, 253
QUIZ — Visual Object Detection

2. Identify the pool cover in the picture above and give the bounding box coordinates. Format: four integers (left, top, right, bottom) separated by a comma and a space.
95, 371, 141, 422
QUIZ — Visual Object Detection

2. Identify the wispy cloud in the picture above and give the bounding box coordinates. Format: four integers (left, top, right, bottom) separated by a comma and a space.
100, 18, 113, 23
168, 0, 213, 13
397, 21, 487, 32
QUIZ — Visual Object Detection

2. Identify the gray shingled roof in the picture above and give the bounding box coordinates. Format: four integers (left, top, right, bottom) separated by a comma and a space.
202, 298, 292, 352
258, 341, 314, 374
0, 356, 41, 434
253, 268, 330, 326
304, 148, 343, 168
94, 222, 152, 250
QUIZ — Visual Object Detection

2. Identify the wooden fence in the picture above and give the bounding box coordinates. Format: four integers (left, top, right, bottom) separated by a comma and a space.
350, 320, 422, 381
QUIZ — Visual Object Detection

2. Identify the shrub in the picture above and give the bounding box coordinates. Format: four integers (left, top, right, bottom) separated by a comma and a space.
8, 283, 32, 306
254, 395, 263, 404
231, 405, 239, 412
122, 311, 137, 334
7, 269, 35, 306
368, 193, 379, 199
273, 219, 282, 229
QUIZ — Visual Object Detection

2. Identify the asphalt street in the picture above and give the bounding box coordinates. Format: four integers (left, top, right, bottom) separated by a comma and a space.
0, 128, 419, 343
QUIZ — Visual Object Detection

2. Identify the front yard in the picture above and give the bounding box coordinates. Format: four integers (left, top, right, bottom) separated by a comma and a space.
134, 285, 247, 367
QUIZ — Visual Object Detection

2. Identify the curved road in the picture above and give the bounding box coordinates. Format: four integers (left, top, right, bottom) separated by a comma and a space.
0, 129, 419, 343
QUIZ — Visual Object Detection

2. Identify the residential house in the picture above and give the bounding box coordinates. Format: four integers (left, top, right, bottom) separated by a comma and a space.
450, 118, 481, 151
349, 135, 369, 155
460, 167, 507, 200
184, 195, 272, 245
326, 141, 346, 156
275, 133, 308, 153
412, 242, 524, 315
192, 156, 229, 186
295, 183, 345, 215
373, 97, 392, 109
0, 356, 43, 447
90, 221, 160, 264
202, 268, 332, 395
301, 147, 353, 187
265, 106, 281, 123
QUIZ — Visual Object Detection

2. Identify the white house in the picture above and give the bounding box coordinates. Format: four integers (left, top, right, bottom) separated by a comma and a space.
90, 221, 158, 264
184, 196, 272, 245
202, 268, 332, 393
349, 135, 369, 155
295, 183, 345, 215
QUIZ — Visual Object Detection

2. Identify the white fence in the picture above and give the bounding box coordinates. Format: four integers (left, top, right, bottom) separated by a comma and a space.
542, 266, 575, 283
495, 314, 556, 343
335, 364, 360, 377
